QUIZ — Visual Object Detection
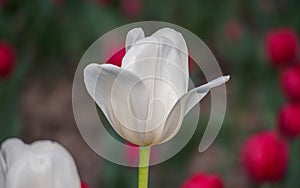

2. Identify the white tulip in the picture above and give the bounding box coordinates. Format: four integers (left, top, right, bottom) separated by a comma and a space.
84, 28, 229, 146
0, 138, 81, 188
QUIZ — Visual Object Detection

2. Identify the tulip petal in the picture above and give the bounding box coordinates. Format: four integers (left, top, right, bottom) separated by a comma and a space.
0, 153, 4, 188
1, 138, 81, 188
32, 141, 80, 188
152, 28, 189, 81
84, 63, 150, 145
121, 30, 189, 139
0, 138, 23, 166
158, 76, 230, 144
126, 28, 145, 51
122, 28, 189, 97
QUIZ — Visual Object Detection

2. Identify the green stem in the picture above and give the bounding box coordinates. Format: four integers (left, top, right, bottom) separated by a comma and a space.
138, 146, 151, 188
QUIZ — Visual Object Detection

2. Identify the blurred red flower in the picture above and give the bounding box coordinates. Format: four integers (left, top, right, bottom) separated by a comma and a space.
106, 48, 126, 67
188, 55, 198, 72
125, 142, 140, 166
121, 0, 142, 19
280, 65, 300, 101
225, 20, 243, 43
125, 142, 156, 166
278, 103, 300, 138
265, 28, 299, 66
180, 173, 224, 188
0, 42, 15, 79
81, 181, 89, 188
0, 0, 7, 6
241, 131, 289, 182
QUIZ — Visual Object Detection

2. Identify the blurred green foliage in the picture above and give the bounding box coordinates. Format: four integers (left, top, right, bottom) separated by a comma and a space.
1, 0, 300, 187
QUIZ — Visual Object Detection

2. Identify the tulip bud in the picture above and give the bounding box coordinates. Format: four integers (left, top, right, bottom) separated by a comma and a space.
241, 131, 289, 182
180, 173, 224, 188
280, 65, 300, 101
0, 138, 81, 188
0, 42, 15, 79
265, 28, 299, 66
278, 103, 300, 138
84, 27, 230, 147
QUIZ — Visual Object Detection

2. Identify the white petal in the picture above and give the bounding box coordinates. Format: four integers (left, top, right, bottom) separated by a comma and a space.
1, 138, 81, 188
84, 63, 150, 145
121, 33, 189, 137
157, 76, 230, 144
122, 28, 189, 97
152, 28, 189, 81
125, 28, 145, 51
0, 138, 25, 167
0, 152, 4, 188
32, 141, 80, 188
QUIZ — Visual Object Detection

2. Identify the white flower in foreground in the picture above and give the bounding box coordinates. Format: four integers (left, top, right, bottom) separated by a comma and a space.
84, 28, 229, 146
0, 138, 81, 188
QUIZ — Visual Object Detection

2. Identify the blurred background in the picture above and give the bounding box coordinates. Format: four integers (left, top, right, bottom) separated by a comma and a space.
1, 0, 300, 188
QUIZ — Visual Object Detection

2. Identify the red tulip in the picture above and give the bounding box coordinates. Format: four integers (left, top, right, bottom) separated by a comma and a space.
265, 28, 299, 66
102, 42, 126, 67
180, 173, 224, 188
280, 65, 300, 101
241, 131, 289, 182
120, 0, 142, 19
81, 181, 89, 188
0, 42, 15, 79
106, 48, 126, 67
278, 103, 300, 138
